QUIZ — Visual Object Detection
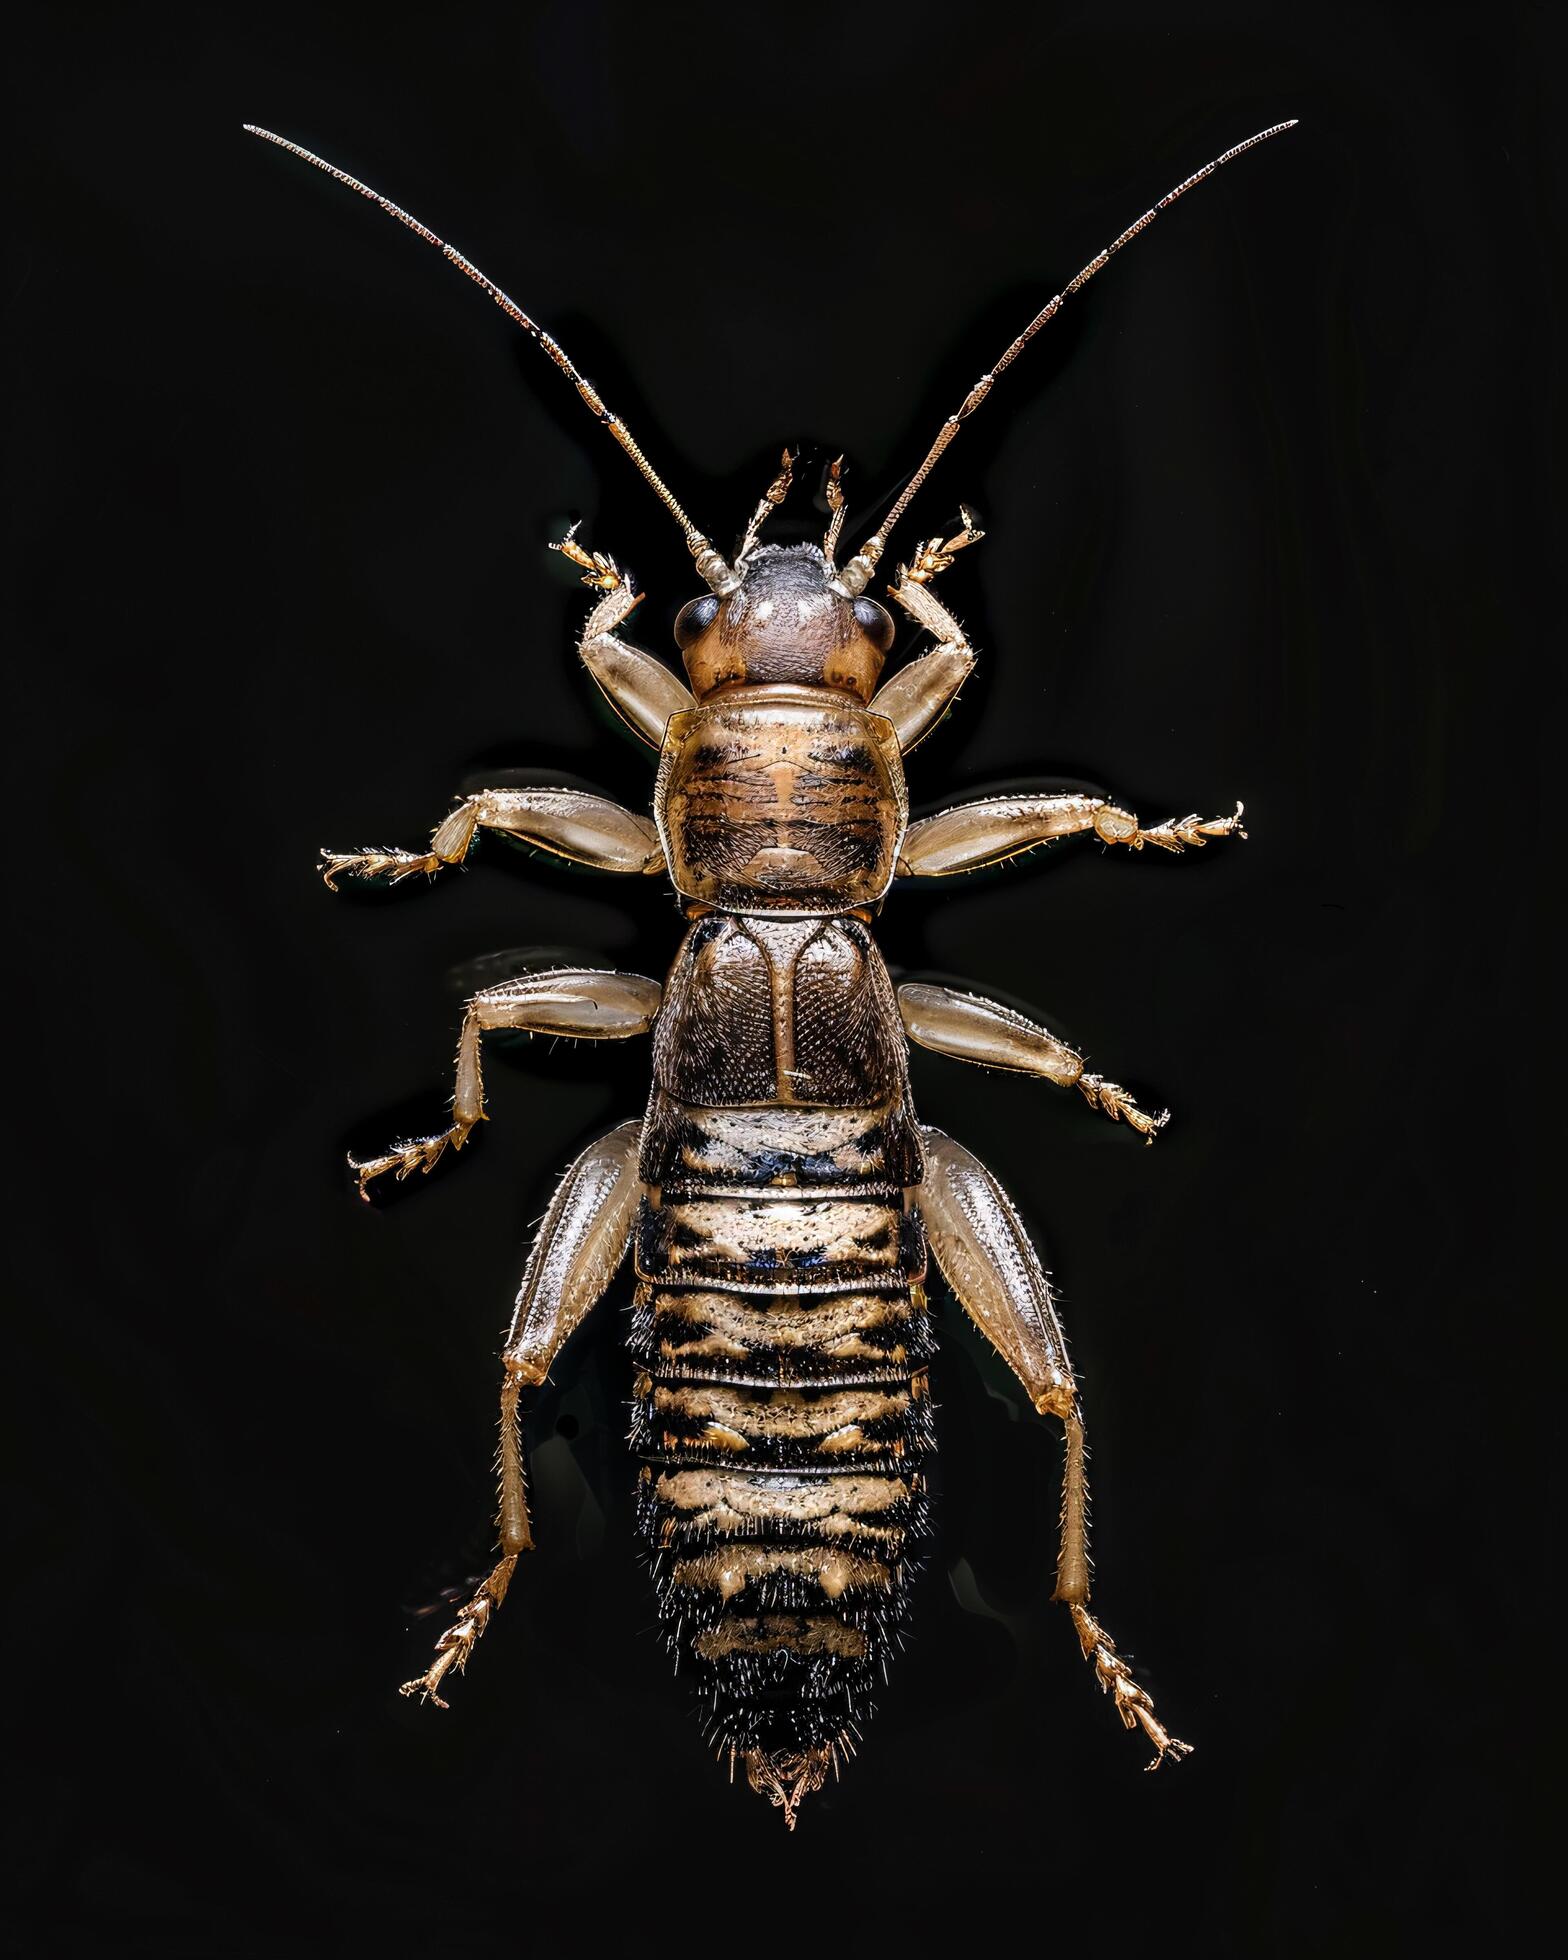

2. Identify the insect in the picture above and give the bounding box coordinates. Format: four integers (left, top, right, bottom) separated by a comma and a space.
249, 118, 1293, 1826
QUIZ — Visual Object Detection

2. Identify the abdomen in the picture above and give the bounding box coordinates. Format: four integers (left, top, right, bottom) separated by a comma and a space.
632, 916, 930, 1824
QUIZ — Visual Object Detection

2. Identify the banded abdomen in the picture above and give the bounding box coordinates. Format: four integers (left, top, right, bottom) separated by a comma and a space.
632, 913, 930, 1824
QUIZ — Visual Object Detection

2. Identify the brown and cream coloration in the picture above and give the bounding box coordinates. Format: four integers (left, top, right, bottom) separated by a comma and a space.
250, 117, 1292, 1823
633, 905, 931, 1815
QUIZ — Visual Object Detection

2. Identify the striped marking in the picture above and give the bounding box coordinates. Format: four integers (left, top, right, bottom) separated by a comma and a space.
632, 1283, 930, 1382
638, 1194, 918, 1291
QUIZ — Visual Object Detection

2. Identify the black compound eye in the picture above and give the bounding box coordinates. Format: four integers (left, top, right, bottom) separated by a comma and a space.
853, 598, 895, 653
674, 594, 720, 649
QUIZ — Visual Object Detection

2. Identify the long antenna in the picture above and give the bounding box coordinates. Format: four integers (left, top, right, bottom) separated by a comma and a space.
834, 120, 1298, 595
243, 126, 738, 592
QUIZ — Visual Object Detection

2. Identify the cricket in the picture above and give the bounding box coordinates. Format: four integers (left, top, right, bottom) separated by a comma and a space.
249, 117, 1293, 1826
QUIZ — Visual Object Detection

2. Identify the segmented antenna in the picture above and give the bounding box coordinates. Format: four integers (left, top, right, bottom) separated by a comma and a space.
834, 121, 1298, 594
243, 126, 738, 591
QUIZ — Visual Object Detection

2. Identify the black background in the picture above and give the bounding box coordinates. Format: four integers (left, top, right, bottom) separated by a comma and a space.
10, 2, 1556, 1953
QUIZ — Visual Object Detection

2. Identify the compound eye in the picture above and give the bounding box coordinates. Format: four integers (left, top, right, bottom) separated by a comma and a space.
674, 594, 720, 649
853, 597, 895, 653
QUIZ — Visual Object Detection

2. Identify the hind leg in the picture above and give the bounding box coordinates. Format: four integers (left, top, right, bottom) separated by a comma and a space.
400, 1121, 643, 1705
918, 1126, 1191, 1768
1053, 1410, 1192, 1766
401, 1368, 528, 1709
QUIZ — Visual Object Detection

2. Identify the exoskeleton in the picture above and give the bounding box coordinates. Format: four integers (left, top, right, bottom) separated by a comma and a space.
251, 119, 1292, 1826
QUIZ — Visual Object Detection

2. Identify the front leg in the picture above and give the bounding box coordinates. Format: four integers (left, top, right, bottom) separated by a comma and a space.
897, 981, 1169, 1141
560, 538, 696, 750
352, 966, 660, 1195
321, 786, 664, 890
898, 791, 1245, 878
869, 563, 980, 754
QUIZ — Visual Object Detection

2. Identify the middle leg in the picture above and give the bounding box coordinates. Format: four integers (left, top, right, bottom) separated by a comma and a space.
897, 980, 1169, 1140
352, 964, 661, 1194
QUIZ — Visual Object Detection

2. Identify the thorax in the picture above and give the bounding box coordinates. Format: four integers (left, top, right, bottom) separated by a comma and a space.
653, 685, 907, 916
